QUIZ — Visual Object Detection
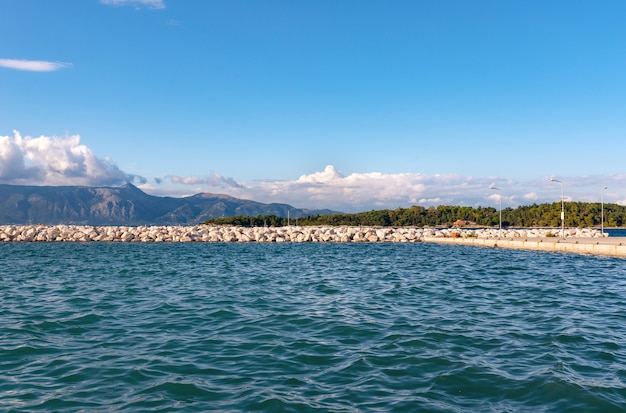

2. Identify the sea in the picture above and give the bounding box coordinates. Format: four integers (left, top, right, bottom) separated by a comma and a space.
606, 228, 626, 237
1, 241, 625, 412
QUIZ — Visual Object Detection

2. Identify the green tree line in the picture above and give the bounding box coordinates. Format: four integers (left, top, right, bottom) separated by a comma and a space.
204, 202, 626, 228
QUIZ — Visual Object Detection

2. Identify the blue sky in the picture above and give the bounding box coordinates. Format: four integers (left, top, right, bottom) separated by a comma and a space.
1, 0, 625, 212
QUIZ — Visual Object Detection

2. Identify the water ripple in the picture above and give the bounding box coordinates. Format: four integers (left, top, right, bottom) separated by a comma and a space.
1, 242, 625, 411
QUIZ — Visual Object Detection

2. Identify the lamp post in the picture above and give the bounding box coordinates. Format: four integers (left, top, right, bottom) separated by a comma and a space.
550, 178, 564, 239
601, 186, 608, 236
490, 185, 502, 238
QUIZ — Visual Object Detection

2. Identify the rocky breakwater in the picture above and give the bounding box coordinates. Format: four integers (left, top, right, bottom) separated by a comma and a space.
0, 225, 606, 243
439, 227, 607, 239
0, 225, 427, 243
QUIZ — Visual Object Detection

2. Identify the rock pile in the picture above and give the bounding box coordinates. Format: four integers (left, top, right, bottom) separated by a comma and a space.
0, 225, 606, 243
436, 227, 606, 239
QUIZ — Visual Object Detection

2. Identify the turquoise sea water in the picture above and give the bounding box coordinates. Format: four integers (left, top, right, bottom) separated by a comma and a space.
1, 242, 625, 412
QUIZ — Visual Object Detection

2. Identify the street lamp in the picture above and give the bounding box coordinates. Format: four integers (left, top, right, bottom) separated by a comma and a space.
601, 186, 608, 236
550, 178, 564, 239
490, 185, 502, 238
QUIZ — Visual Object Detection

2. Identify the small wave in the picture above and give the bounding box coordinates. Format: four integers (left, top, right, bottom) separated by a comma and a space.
1, 243, 625, 412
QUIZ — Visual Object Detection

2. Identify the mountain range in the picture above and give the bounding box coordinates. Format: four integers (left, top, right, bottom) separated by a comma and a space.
0, 184, 339, 225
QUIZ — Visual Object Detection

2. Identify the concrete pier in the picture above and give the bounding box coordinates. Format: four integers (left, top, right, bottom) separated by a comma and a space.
421, 236, 626, 258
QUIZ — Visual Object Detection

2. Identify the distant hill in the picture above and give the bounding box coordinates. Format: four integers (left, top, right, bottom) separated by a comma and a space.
0, 184, 339, 225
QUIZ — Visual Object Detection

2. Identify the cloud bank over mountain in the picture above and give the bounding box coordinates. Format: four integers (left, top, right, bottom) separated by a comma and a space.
0, 131, 143, 187
151, 166, 626, 213
2, 132, 625, 213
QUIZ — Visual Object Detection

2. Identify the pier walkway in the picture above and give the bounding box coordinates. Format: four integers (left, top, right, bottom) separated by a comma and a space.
422, 236, 626, 258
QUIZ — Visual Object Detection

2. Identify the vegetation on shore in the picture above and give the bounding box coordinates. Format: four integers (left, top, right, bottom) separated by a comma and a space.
204, 202, 626, 228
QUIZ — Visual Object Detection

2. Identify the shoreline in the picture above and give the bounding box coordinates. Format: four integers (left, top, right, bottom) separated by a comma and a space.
2, 224, 625, 257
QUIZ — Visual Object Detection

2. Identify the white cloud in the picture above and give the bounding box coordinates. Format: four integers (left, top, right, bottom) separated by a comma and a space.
296, 165, 343, 183
2, 132, 622, 211
0, 59, 72, 72
0, 131, 142, 186
168, 172, 243, 188
150, 165, 626, 213
100, 0, 165, 9
153, 166, 504, 212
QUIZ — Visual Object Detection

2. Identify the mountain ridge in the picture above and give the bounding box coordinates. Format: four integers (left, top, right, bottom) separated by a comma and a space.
0, 184, 339, 225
